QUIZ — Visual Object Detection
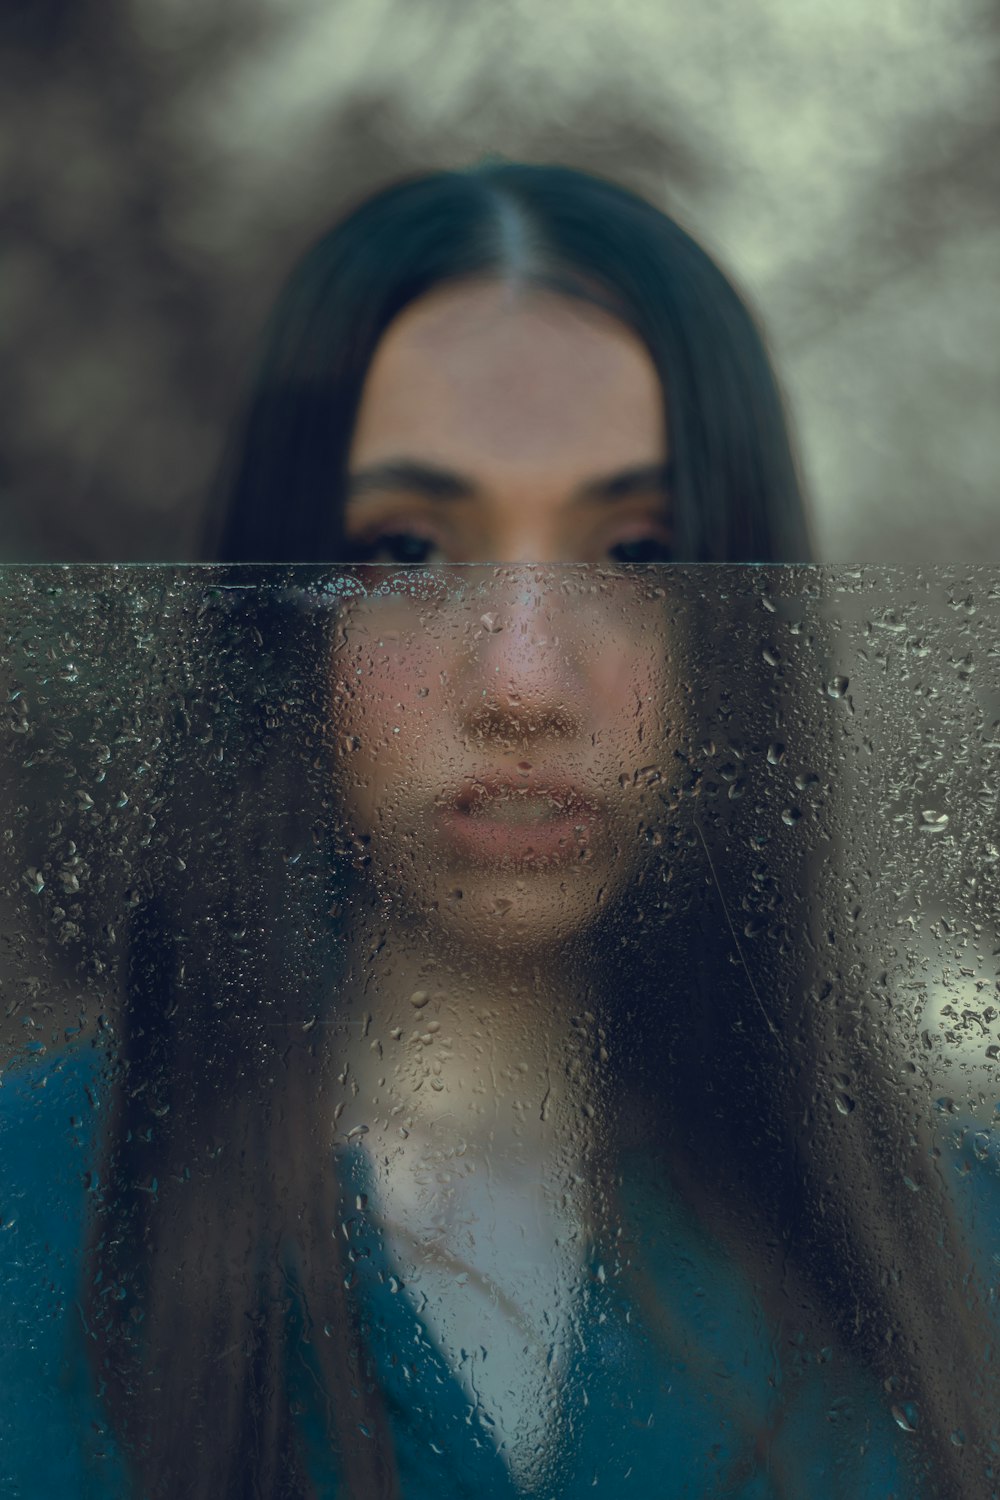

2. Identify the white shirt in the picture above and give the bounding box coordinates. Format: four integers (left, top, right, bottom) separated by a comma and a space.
361, 1118, 588, 1489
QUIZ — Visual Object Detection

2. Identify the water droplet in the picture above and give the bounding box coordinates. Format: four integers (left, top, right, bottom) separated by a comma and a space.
919, 810, 949, 833
23, 868, 44, 895
409, 991, 431, 1009
827, 676, 849, 698
767, 742, 786, 766
480, 613, 502, 633
781, 807, 803, 827
891, 1402, 919, 1433
835, 1093, 856, 1115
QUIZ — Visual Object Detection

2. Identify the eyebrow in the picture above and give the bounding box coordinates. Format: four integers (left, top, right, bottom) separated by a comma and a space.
345, 458, 675, 505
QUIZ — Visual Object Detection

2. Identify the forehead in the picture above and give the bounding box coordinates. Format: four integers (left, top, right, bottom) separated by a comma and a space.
349, 280, 667, 472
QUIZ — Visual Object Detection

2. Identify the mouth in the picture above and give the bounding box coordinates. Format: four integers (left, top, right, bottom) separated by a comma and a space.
448, 773, 603, 819
462, 794, 568, 825
436, 773, 604, 863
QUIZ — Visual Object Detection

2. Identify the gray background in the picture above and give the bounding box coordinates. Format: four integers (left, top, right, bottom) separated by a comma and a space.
2, 0, 998, 562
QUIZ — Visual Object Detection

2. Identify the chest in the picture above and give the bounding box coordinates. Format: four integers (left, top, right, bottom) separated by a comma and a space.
337, 1143, 914, 1499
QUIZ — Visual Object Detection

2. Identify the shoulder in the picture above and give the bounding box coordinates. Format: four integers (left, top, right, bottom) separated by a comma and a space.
611, 1148, 919, 1496
0, 1033, 108, 1276
941, 1104, 1000, 1180
0, 1036, 109, 1180
938, 1106, 1000, 1286
0, 1036, 110, 1307
0, 1032, 107, 1103
0, 1039, 130, 1498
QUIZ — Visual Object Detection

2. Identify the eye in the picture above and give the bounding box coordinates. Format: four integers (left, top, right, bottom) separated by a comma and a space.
345, 530, 442, 566
607, 536, 674, 565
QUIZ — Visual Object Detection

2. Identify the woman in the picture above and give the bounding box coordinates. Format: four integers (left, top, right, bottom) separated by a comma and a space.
1, 160, 995, 1498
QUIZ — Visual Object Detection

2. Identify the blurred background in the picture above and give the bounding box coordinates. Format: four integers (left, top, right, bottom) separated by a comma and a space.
1, 0, 998, 563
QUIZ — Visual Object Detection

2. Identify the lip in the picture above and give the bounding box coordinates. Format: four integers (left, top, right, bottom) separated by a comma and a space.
436, 772, 605, 864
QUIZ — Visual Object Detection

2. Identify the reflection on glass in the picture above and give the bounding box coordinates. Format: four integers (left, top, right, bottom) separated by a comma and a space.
0, 564, 997, 1500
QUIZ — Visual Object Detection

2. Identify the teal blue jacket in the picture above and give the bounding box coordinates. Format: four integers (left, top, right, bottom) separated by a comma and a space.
1, 1040, 997, 1498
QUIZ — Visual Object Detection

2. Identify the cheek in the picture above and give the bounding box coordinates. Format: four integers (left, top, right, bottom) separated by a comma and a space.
589, 639, 667, 746
329, 631, 446, 821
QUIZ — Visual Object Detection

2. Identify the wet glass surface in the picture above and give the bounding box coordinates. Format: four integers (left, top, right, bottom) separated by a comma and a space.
0, 564, 997, 1499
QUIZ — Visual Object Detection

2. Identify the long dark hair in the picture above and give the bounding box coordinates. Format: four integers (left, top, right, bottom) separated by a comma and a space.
73, 160, 991, 1498
203, 159, 812, 565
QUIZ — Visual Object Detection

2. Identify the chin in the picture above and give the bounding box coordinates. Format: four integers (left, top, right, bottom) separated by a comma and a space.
372, 855, 621, 964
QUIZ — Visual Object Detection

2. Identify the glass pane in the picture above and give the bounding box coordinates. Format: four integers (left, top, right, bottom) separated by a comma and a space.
0, 564, 996, 1499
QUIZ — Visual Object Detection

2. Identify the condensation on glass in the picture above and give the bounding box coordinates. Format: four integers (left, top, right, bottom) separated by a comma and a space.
0, 565, 996, 1500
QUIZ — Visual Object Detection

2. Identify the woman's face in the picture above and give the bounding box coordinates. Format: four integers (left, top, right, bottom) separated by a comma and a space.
332, 278, 679, 960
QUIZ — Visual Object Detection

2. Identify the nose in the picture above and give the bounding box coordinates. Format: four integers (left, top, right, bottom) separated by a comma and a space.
453, 570, 589, 746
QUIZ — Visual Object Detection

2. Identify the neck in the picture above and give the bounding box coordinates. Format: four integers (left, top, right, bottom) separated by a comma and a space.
330, 905, 605, 1162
